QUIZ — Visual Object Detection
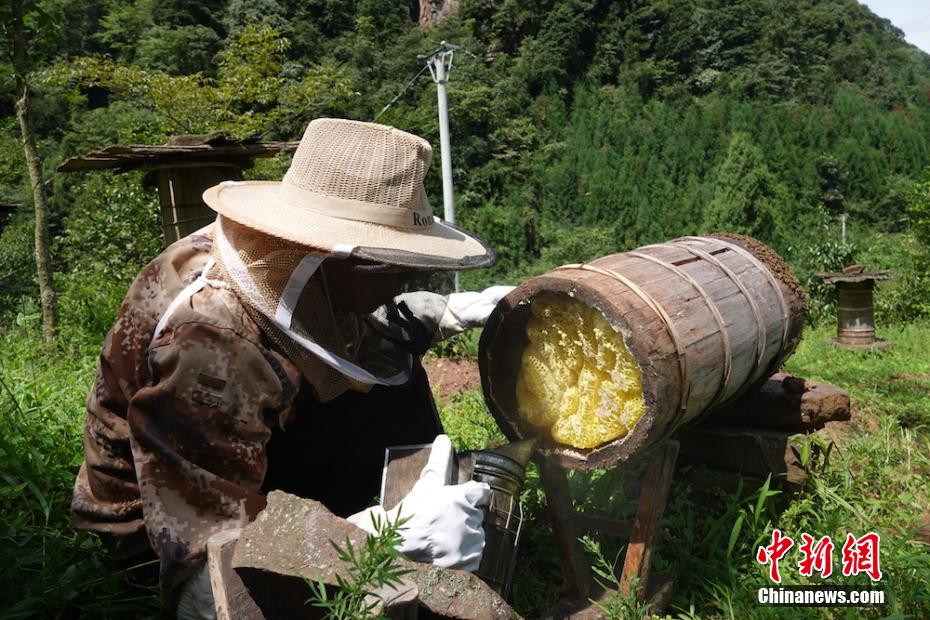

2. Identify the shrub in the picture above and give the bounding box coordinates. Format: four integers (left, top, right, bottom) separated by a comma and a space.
0, 314, 161, 618
0, 209, 38, 316
54, 172, 162, 342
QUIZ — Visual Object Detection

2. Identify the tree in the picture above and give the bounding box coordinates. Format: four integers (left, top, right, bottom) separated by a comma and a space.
909, 166, 930, 249
703, 132, 788, 247
46, 25, 357, 140
816, 154, 847, 214
2, 0, 58, 343
94, 0, 226, 75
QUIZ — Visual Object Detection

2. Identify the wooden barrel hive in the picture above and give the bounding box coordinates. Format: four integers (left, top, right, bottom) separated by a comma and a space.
836, 281, 876, 345
151, 164, 242, 245
479, 233, 808, 469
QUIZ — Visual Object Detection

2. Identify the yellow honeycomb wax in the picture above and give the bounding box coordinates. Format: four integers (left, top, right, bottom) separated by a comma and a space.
516, 296, 645, 449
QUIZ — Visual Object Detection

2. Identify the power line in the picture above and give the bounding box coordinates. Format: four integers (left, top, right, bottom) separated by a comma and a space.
372, 42, 485, 121
373, 64, 430, 121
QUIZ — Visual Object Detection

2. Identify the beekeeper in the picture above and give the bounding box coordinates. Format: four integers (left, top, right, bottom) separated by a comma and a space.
71, 118, 510, 618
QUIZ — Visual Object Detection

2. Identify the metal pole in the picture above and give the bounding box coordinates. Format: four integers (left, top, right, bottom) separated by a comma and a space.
427, 42, 460, 291
433, 55, 455, 229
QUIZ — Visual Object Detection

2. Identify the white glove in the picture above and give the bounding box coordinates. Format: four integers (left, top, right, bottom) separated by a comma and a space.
438, 285, 516, 338
347, 435, 490, 571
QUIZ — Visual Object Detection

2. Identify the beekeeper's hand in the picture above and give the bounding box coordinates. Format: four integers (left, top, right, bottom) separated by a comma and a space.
439, 285, 515, 338
347, 435, 490, 571
365, 286, 514, 349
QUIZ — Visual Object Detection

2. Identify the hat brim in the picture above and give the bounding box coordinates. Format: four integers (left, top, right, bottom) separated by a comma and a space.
203, 181, 496, 271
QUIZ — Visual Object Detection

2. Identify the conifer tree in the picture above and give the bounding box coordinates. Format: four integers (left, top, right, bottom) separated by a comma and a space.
703, 132, 788, 246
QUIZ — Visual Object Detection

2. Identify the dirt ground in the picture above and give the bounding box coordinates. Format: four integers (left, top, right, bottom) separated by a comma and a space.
423, 357, 481, 399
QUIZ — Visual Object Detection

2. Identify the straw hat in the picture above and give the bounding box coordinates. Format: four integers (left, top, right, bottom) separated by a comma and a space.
202, 118, 495, 270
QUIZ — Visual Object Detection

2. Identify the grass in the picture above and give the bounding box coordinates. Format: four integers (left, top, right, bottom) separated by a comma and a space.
0, 302, 162, 619
2, 281, 928, 619
436, 322, 930, 619
784, 323, 930, 428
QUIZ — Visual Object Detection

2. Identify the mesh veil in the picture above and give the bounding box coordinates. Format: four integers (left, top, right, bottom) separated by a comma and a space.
211, 216, 387, 402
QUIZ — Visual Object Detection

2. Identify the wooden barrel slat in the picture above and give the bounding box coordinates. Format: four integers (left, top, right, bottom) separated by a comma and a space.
156, 164, 242, 245
627, 259, 757, 307
836, 281, 876, 344
479, 234, 807, 469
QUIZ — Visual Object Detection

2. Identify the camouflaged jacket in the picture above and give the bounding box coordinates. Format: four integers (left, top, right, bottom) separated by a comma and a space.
71, 225, 446, 615
70, 226, 303, 610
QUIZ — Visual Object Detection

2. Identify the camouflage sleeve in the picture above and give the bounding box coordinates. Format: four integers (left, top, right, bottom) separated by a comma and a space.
71, 321, 150, 559
71, 233, 214, 559
127, 319, 291, 612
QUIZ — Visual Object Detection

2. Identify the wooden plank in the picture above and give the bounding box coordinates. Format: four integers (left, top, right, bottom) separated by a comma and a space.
571, 512, 632, 539
58, 141, 299, 172
207, 529, 265, 620
156, 165, 237, 244
645, 572, 675, 614
618, 440, 679, 599
538, 457, 592, 600
674, 426, 808, 487
705, 373, 851, 431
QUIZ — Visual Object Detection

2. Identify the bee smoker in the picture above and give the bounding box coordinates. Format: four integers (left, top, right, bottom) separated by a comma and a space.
455, 439, 536, 599
380, 438, 536, 599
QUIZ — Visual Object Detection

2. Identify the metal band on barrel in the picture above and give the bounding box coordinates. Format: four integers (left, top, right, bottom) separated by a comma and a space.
632, 247, 733, 411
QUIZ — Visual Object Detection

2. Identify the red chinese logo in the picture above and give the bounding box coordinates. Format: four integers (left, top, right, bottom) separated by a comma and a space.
757, 530, 883, 583
841, 532, 883, 581
756, 529, 794, 583
798, 533, 834, 578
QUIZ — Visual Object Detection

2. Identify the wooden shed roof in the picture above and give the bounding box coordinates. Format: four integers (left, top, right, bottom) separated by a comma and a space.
58, 132, 299, 173
817, 270, 891, 283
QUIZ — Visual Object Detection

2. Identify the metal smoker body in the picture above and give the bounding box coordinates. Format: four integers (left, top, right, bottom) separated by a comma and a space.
380, 440, 535, 600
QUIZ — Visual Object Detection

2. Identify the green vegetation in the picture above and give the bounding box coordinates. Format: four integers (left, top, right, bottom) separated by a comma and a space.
305, 511, 414, 619
2, 0, 930, 617
44, 25, 356, 139
0, 310, 161, 617
3, 0, 930, 309
437, 324, 930, 618
581, 535, 652, 619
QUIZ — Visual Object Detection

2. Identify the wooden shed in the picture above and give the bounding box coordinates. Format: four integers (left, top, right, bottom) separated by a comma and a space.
58, 133, 298, 246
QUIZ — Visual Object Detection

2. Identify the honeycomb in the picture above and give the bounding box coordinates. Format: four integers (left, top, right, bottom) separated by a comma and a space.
515, 295, 645, 449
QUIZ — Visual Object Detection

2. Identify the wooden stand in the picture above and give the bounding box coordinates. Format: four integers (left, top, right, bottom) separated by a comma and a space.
207, 529, 263, 620
538, 440, 680, 618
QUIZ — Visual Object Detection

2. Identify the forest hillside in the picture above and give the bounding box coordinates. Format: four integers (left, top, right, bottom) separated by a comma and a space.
2, 0, 930, 317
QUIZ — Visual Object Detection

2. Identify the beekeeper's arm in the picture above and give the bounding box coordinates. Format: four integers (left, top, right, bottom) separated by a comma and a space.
366, 286, 515, 353
438, 285, 516, 338
126, 319, 289, 613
